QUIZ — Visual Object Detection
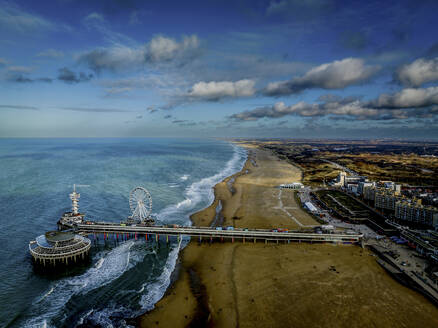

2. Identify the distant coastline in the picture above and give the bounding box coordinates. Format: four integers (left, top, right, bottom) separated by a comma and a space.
138, 142, 438, 328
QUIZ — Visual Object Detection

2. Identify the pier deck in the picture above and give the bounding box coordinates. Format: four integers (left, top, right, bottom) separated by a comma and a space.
64, 221, 363, 244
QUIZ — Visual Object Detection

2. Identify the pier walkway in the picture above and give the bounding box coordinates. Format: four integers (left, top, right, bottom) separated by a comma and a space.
62, 220, 363, 244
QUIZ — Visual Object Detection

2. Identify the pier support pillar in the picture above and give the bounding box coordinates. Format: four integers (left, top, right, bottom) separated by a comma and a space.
243, 237, 245, 244
265, 239, 267, 244
156, 234, 159, 242
254, 237, 256, 244
166, 235, 169, 243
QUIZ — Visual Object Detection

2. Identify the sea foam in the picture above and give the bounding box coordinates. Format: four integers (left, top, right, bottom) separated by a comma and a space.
26, 143, 247, 327
24, 240, 139, 327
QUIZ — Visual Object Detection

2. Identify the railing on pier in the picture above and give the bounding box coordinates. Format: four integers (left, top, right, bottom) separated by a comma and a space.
63, 221, 363, 243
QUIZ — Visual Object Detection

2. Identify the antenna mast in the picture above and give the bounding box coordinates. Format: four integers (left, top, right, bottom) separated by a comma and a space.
69, 184, 89, 215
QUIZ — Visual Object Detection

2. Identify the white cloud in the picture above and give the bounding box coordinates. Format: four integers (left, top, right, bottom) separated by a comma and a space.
84, 12, 105, 24
78, 35, 201, 72
396, 57, 438, 87
78, 45, 145, 72
264, 58, 379, 96
145, 35, 200, 63
6, 66, 33, 73
36, 49, 64, 58
0, 2, 53, 32
372, 86, 438, 108
188, 79, 255, 101
231, 99, 378, 121
231, 86, 438, 122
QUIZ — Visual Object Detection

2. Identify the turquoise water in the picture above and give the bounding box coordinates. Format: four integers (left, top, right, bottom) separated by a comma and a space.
0, 138, 246, 327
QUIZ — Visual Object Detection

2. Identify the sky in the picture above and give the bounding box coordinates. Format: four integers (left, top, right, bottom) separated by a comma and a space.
1, 0, 438, 139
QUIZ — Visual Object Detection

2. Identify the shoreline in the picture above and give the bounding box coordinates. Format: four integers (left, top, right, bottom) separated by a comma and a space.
132, 142, 250, 325
137, 143, 438, 328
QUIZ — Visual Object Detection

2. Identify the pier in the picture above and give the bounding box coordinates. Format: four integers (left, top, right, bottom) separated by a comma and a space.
29, 185, 363, 270
63, 221, 363, 244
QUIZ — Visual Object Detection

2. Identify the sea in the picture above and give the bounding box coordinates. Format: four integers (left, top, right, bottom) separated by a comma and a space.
0, 138, 247, 328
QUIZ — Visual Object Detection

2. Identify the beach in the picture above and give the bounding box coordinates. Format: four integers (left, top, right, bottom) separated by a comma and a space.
138, 144, 438, 327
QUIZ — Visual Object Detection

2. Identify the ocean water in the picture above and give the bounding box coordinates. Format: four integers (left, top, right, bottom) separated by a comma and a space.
0, 138, 246, 328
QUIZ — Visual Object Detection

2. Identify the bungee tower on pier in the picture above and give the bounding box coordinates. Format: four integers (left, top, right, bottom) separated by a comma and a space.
29, 185, 91, 270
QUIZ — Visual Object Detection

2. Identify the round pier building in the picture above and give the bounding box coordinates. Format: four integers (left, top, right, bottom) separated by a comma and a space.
29, 230, 91, 268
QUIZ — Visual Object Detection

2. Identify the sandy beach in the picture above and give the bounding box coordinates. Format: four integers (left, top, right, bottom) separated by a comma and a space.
138, 145, 438, 327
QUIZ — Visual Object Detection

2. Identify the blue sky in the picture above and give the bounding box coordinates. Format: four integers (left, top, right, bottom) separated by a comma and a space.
1, 0, 438, 139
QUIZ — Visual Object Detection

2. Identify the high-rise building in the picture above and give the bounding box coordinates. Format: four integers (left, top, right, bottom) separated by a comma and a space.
395, 201, 438, 228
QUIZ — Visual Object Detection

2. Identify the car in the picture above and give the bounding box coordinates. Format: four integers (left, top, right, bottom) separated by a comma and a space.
216, 227, 223, 231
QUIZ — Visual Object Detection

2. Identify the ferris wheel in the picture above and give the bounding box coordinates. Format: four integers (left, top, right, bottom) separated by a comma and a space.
129, 187, 152, 222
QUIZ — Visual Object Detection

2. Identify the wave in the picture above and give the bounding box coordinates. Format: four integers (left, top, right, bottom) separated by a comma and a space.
179, 174, 189, 181
94, 258, 105, 270
76, 309, 93, 326
157, 144, 247, 225
26, 143, 248, 327
37, 287, 54, 303
135, 144, 247, 312
138, 237, 184, 311
24, 240, 139, 327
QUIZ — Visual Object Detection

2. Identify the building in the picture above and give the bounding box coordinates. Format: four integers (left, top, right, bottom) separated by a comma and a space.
358, 181, 375, 195
304, 202, 318, 213
362, 181, 401, 203
280, 182, 304, 189
363, 185, 377, 201
333, 171, 368, 187
381, 181, 402, 193
395, 200, 438, 228
347, 184, 358, 194
374, 190, 402, 211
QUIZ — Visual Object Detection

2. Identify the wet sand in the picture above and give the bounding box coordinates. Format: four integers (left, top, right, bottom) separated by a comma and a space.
138, 146, 438, 327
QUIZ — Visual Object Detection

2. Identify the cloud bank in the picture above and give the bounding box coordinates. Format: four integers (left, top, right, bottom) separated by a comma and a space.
231, 86, 438, 121
263, 58, 379, 96
188, 79, 255, 101
78, 35, 201, 73
395, 57, 438, 87
57, 67, 93, 84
